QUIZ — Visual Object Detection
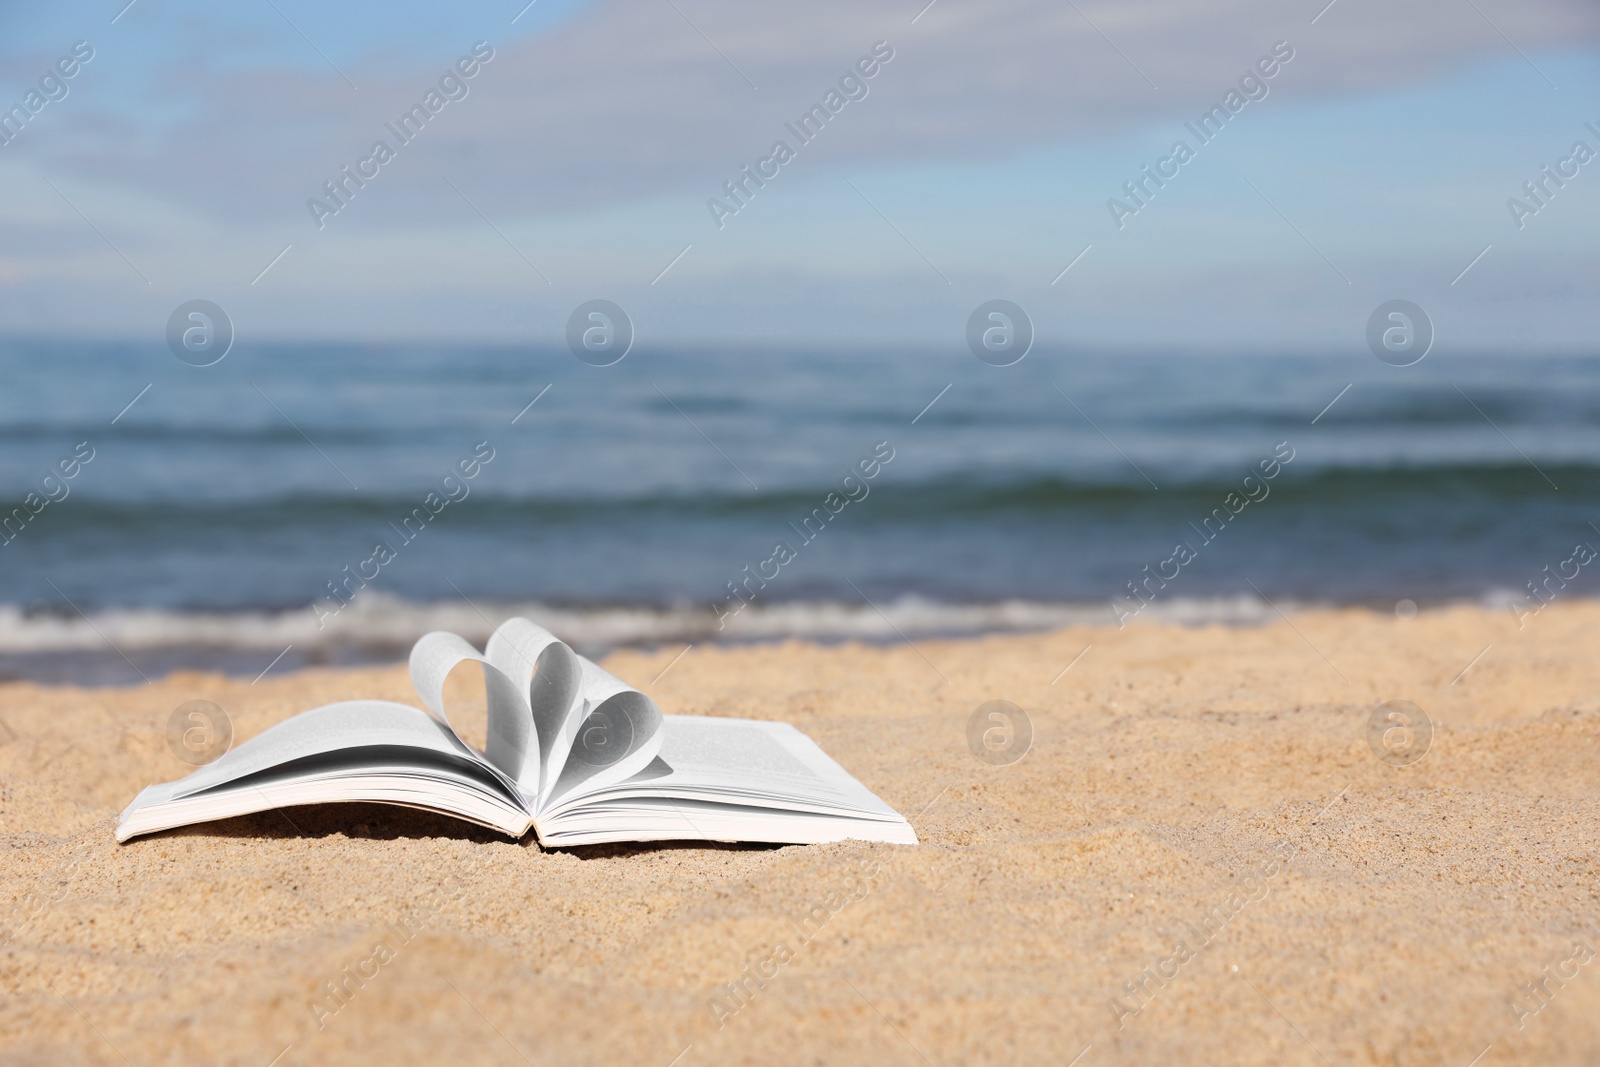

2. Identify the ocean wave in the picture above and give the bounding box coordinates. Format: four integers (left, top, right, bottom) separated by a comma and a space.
0, 422, 392, 445
16, 461, 1600, 528
0, 592, 1307, 655
1166, 389, 1589, 430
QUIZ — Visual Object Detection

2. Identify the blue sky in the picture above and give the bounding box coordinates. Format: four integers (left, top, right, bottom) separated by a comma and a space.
0, 0, 1596, 350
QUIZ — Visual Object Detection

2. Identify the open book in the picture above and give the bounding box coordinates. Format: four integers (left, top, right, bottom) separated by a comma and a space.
117, 619, 916, 847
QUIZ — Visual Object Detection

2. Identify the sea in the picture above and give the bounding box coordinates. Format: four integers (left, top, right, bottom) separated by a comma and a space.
1, 335, 1593, 685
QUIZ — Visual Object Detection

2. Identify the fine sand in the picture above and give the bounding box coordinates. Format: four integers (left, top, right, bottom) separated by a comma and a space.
3, 602, 1599, 1065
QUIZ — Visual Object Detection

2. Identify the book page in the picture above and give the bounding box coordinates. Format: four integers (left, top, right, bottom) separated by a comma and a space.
158, 700, 488, 802
409, 629, 540, 792
409, 618, 664, 809
488, 619, 583, 796
562, 716, 903, 818
538, 657, 665, 809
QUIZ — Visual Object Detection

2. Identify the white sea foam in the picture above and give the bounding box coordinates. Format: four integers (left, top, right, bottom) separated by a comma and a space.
0, 592, 1342, 656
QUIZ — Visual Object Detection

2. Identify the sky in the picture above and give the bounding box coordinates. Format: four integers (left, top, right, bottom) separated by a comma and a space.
0, 0, 1596, 350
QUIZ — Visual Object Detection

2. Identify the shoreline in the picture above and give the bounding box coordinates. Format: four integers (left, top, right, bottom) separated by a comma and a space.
0, 591, 1552, 688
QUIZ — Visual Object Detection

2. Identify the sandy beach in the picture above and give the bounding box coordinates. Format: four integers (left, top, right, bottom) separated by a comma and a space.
3, 601, 1598, 1066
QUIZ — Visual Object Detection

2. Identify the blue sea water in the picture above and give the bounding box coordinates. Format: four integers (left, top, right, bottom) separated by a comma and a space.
0, 335, 1594, 682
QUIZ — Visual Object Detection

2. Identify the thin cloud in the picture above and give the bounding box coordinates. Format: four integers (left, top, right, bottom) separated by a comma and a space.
15, 0, 1597, 227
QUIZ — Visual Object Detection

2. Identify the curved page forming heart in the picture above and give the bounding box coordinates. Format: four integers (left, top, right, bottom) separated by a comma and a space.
408, 619, 662, 810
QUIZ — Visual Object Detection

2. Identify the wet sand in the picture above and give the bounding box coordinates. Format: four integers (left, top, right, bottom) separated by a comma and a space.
3, 601, 1598, 1065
